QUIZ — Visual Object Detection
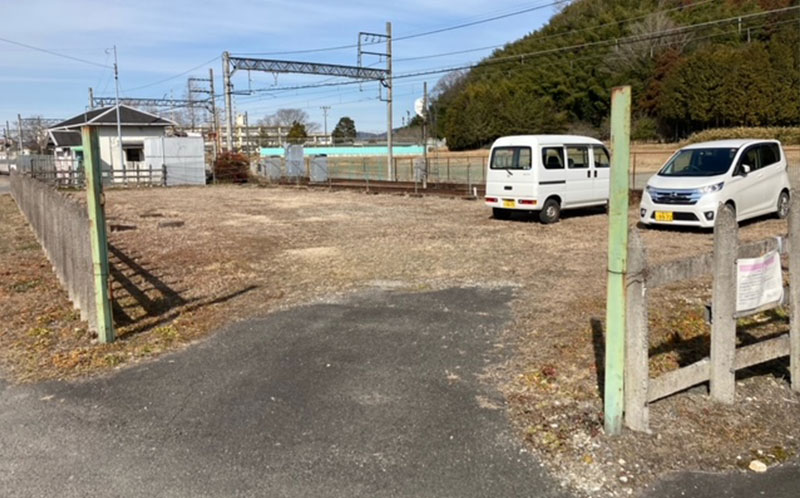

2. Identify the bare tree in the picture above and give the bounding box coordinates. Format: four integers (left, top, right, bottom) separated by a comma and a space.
611, 11, 692, 71
432, 69, 468, 98
21, 116, 51, 153
259, 108, 319, 132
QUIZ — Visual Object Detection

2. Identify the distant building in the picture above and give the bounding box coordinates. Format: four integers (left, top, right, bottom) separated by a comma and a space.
48, 129, 84, 167
49, 105, 175, 173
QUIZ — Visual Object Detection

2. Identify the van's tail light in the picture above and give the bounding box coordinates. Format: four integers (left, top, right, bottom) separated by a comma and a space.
518, 199, 537, 206
485, 197, 498, 203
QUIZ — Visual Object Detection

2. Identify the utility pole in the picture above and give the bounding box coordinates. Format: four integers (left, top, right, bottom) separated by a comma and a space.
223, 51, 234, 151
88, 87, 94, 109
112, 46, 125, 177
321, 105, 331, 144
17, 114, 23, 154
4, 121, 10, 156
386, 21, 393, 181
423, 81, 428, 187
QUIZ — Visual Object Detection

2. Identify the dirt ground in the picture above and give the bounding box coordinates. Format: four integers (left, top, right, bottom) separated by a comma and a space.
1, 185, 798, 496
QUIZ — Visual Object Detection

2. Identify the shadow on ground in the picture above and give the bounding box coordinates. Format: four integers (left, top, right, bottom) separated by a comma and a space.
108, 242, 258, 337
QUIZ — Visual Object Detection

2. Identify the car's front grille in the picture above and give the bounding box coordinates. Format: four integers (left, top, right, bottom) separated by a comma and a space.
649, 188, 700, 205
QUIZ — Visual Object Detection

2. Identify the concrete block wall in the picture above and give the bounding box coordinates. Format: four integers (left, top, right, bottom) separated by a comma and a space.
10, 173, 96, 331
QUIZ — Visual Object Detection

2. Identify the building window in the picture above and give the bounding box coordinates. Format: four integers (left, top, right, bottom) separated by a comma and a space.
124, 146, 144, 163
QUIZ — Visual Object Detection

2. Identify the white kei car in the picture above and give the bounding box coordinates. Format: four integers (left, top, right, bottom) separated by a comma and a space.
640, 139, 791, 228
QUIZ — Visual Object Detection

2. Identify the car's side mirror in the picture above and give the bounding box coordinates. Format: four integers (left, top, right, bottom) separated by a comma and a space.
739, 164, 751, 176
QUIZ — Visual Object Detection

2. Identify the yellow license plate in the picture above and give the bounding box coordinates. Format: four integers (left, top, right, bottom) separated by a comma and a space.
655, 211, 673, 222
503, 199, 515, 208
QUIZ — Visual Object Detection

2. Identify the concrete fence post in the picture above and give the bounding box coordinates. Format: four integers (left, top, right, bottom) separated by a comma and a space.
162, 164, 167, 187
625, 227, 650, 432
82, 125, 114, 343
604, 85, 632, 436
710, 203, 738, 403
789, 193, 800, 391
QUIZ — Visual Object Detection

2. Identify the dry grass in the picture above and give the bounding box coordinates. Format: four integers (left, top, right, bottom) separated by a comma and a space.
1, 185, 798, 496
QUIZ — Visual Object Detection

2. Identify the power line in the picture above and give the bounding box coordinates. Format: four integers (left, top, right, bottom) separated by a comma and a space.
205, 11, 799, 120
240, 77, 430, 111
233, 0, 564, 57
124, 55, 220, 92
260, 16, 797, 118
0, 36, 112, 69
393, 0, 567, 41
393, 0, 715, 63
224, 3, 799, 128
391, 11, 800, 81
234, 5, 800, 98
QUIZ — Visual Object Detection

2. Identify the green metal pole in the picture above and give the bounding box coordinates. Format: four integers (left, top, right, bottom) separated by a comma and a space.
82, 125, 115, 343
604, 86, 631, 436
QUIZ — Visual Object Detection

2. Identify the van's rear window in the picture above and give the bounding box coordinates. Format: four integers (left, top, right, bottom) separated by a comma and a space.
490, 147, 532, 170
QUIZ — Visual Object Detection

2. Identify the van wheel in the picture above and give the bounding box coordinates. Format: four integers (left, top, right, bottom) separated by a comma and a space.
777, 191, 790, 219
492, 207, 511, 220
539, 198, 561, 224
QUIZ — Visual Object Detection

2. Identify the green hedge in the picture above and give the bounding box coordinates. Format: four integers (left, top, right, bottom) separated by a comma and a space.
685, 127, 800, 145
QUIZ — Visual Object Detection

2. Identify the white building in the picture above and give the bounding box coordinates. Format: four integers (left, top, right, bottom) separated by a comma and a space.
48, 105, 207, 185
49, 105, 176, 175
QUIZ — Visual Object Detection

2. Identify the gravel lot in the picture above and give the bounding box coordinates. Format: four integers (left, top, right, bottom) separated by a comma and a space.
1, 184, 797, 496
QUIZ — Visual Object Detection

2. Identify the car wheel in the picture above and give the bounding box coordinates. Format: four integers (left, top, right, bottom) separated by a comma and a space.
539, 198, 561, 224
777, 191, 790, 219
492, 207, 511, 220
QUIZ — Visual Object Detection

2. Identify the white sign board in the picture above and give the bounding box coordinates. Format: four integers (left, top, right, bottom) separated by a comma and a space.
736, 250, 783, 312
143, 137, 206, 186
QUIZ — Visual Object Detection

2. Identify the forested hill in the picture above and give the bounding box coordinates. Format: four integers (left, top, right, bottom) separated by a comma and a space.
432, 0, 800, 150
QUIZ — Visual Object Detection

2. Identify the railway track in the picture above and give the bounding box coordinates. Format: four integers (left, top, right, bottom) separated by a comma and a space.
267, 178, 486, 198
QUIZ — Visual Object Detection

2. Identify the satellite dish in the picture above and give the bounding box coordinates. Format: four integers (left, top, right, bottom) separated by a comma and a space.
414, 98, 425, 118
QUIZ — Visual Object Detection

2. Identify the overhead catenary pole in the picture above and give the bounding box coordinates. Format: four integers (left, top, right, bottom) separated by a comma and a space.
208, 68, 219, 161
188, 79, 195, 131
223, 51, 234, 151
384, 22, 394, 180
386, 21, 393, 181
88, 87, 94, 109
112, 45, 125, 177
604, 85, 631, 436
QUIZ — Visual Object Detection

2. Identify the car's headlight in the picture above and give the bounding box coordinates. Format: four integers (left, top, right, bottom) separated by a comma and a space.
698, 182, 724, 194
645, 185, 655, 194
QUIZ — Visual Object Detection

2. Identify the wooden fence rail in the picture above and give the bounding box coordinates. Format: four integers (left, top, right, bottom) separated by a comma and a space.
625, 199, 800, 433
20, 165, 167, 188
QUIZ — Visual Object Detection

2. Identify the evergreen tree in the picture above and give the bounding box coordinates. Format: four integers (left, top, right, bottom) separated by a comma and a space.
286, 121, 308, 144
331, 117, 357, 144
431, 0, 800, 148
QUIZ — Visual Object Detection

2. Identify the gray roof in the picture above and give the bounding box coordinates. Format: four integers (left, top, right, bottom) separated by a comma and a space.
49, 130, 82, 147
51, 105, 175, 130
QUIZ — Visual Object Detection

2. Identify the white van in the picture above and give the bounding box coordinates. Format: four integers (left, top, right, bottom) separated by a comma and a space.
484, 135, 610, 223
640, 139, 791, 228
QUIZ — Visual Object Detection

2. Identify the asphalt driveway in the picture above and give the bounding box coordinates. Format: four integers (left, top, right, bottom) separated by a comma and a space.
0, 287, 570, 498
1, 286, 797, 497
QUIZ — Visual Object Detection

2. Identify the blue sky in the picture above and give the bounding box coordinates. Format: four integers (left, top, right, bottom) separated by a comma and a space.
1, 0, 561, 133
